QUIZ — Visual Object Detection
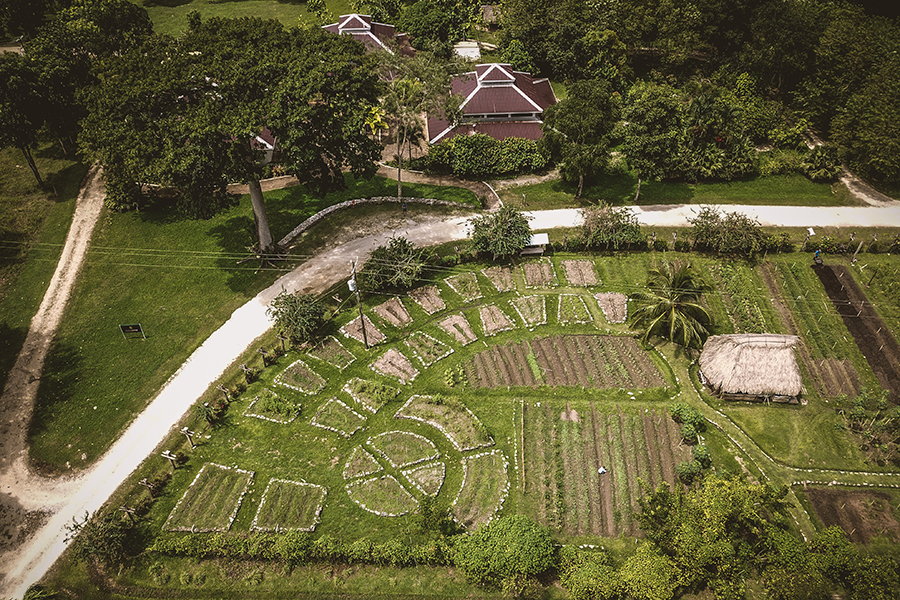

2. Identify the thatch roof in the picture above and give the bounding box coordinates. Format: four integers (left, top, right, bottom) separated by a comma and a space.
699, 334, 803, 397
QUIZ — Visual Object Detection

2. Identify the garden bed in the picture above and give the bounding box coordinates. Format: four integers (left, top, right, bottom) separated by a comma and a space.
343, 446, 383, 480
371, 348, 419, 383
310, 398, 367, 437
346, 475, 418, 517
408, 285, 445, 314
452, 450, 509, 530
522, 260, 557, 288
275, 359, 326, 395
340, 314, 386, 345
251, 479, 327, 532
804, 486, 900, 544
479, 304, 516, 336
438, 313, 478, 345
562, 260, 599, 286
402, 462, 446, 496
306, 335, 356, 369
445, 272, 483, 302
557, 294, 592, 325
369, 431, 440, 468
395, 395, 494, 452
482, 265, 516, 292
594, 292, 628, 324
405, 331, 453, 366
243, 388, 300, 424
511, 295, 546, 328
164, 463, 254, 532
343, 377, 400, 413
373, 297, 412, 328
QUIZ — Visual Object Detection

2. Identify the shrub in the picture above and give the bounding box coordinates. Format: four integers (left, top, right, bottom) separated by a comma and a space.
359, 236, 428, 291
676, 460, 703, 484
674, 239, 691, 252
758, 149, 804, 177
692, 443, 712, 468
801, 144, 842, 182
680, 423, 698, 445
266, 292, 326, 347
653, 239, 669, 252
580, 204, 646, 250
426, 134, 547, 178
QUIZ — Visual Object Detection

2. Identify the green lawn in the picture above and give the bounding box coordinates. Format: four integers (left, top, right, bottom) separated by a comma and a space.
135, 0, 353, 37
500, 173, 862, 210
0, 142, 88, 399
26, 175, 477, 472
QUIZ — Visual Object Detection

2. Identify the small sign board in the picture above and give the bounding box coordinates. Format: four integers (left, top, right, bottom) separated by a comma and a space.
119, 323, 146, 340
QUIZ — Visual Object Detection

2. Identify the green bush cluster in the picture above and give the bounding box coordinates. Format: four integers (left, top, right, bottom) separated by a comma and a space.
426, 134, 548, 178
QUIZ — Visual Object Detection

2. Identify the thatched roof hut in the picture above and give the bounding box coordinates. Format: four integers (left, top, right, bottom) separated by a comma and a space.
699, 334, 804, 403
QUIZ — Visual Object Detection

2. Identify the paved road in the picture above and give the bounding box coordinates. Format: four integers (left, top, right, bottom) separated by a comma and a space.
3, 201, 900, 598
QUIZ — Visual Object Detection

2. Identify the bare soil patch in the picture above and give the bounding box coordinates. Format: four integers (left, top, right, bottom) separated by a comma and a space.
522, 260, 556, 288
562, 260, 599, 286
814, 264, 900, 402
370, 348, 418, 383
438, 313, 477, 345
373, 297, 412, 328
479, 304, 516, 336
481, 265, 516, 292
594, 292, 628, 324
408, 285, 445, 314
340, 315, 386, 345
805, 487, 900, 544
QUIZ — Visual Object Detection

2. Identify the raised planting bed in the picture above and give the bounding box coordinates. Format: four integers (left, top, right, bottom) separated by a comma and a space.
340, 314, 386, 345
445, 271, 483, 302
370, 348, 419, 383
465, 341, 540, 388
251, 479, 327, 532
522, 260, 557, 288
343, 377, 400, 414
438, 313, 478, 345
306, 335, 356, 369
408, 285, 445, 314
594, 292, 627, 324
395, 395, 494, 451
343, 446, 383, 480
403, 462, 446, 496
373, 297, 412, 328
511, 295, 547, 328
243, 388, 300, 424
452, 449, 509, 530
369, 430, 440, 468
557, 294, 592, 325
310, 398, 367, 437
562, 260, 599, 286
275, 359, 326, 395
482, 265, 516, 292
164, 463, 254, 532
345, 475, 418, 517
479, 303, 516, 336
405, 331, 453, 366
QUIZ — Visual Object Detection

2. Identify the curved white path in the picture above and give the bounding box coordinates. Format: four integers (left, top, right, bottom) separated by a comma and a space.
3, 200, 900, 597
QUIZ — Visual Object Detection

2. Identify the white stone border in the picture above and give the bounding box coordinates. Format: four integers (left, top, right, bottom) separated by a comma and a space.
251, 478, 327, 532
511, 295, 547, 329
164, 463, 254, 533
479, 303, 516, 336
345, 474, 419, 517
444, 272, 483, 302
370, 348, 419, 383
395, 395, 494, 452
452, 449, 510, 528
405, 331, 454, 367
243, 388, 299, 424
275, 358, 326, 395
310, 397, 367, 438
307, 335, 356, 369
342, 446, 383, 480
557, 294, 592, 325
368, 430, 440, 469
521, 258, 558, 289
402, 461, 446, 496
342, 377, 400, 414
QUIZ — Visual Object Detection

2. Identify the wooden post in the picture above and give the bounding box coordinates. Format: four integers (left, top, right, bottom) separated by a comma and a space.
119, 506, 136, 524
181, 427, 197, 449
350, 260, 368, 349
161, 450, 178, 469
139, 477, 154, 498
217, 384, 229, 403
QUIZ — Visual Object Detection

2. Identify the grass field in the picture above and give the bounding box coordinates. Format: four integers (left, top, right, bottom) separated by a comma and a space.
25, 175, 477, 472
499, 173, 862, 210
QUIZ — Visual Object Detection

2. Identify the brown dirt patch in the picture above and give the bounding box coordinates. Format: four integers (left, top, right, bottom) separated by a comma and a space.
370, 348, 418, 383
340, 314, 386, 345
373, 297, 411, 327
438, 313, 477, 345
814, 264, 900, 402
805, 487, 900, 544
594, 292, 628, 324
479, 304, 515, 336
408, 285, 445, 314
481, 265, 516, 292
522, 260, 556, 288
562, 260, 599, 286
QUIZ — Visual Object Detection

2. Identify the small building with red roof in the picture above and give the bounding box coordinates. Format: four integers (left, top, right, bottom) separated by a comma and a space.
322, 14, 409, 54
427, 63, 557, 144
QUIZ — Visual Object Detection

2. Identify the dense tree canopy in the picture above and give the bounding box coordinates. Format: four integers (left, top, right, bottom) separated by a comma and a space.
266, 291, 326, 346
468, 206, 533, 261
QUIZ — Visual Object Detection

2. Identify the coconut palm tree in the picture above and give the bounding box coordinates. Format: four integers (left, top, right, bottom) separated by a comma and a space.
629, 261, 712, 349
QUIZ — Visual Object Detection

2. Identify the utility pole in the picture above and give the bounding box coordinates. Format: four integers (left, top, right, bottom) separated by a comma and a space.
350, 260, 369, 349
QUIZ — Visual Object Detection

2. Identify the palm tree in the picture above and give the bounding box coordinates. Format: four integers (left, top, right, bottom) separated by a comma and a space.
629, 261, 712, 349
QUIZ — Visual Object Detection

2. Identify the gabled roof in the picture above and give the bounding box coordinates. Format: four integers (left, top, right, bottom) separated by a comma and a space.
323, 14, 399, 53
699, 334, 804, 397
428, 64, 556, 143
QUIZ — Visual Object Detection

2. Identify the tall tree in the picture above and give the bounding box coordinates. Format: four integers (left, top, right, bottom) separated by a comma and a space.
0, 52, 47, 188
469, 205, 532, 261
628, 260, 712, 350
622, 81, 684, 201
541, 79, 620, 198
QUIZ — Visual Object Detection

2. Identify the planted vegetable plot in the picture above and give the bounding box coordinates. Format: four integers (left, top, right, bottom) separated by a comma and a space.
306, 336, 355, 370
275, 359, 326, 395
395, 395, 494, 452
557, 294, 592, 324
511, 295, 547, 328
445, 272, 483, 301
466, 335, 667, 389
310, 398, 367, 437
522, 403, 688, 537
405, 331, 452, 366
343, 378, 399, 413
482, 265, 516, 292
243, 388, 300, 424
522, 260, 557, 288
165, 463, 254, 532
251, 479, 327, 532
562, 260, 599, 286
369, 431, 440, 468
